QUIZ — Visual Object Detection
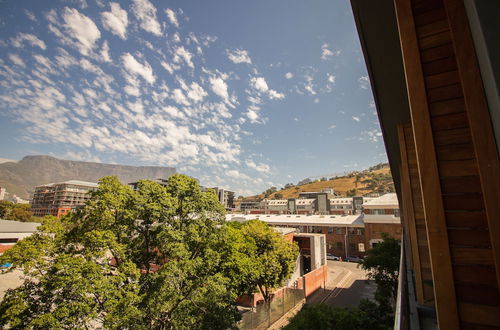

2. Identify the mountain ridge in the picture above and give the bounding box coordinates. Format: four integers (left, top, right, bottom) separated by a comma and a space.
0, 155, 176, 199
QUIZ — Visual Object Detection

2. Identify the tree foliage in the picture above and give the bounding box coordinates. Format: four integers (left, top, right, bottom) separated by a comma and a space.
360, 234, 400, 304
284, 299, 392, 330
0, 201, 33, 222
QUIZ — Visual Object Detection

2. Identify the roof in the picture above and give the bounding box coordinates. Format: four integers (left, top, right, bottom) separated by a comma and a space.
363, 193, 399, 208
267, 200, 288, 205
296, 199, 315, 205
330, 198, 352, 204
36, 180, 98, 188
273, 227, 297, 235
226, 213, 365, 227
0, 220, 41, 233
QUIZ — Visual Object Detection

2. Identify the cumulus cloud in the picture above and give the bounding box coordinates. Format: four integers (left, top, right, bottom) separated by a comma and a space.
131, 0, 162, 36
8, 53, 25, 67
100, 41, 111, 62
352, 116, 360, 122
246, 159, 271, 174
165, 8, 179, 27
285, 72, 293, 79
321, 42, 341, 60
173, 46, 194, 68
268, 90, 284, 100
227, 49, 252, 64
121, 52, 155, 84
250, 77, 284, 99
11, 33, 47, 50
62, 7, 101, 55
210, 76, 231, 105
101, 2, 128, 39
358, 75, 370, 89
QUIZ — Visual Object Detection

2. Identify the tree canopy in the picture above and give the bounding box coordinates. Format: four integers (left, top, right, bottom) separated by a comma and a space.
0, 175, 299, 329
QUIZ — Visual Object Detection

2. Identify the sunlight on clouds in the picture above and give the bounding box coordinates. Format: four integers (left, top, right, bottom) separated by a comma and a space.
227, 49, 252, 64
121, 52, 155, 84
165, 8, 179, 27
131, 0, 162, 36
62, 7, 101, 55
11, 33, 47, 50
358, 75, 370, 89
101, 2, 128, 40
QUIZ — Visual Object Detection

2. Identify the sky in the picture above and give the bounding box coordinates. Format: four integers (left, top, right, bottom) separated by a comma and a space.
0, 0, 387, 196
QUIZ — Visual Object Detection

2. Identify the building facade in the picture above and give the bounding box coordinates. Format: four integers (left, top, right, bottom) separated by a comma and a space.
31, 180, 98, 217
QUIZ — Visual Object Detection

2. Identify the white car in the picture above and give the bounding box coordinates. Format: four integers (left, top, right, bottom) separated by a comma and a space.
326, 254, 340, 261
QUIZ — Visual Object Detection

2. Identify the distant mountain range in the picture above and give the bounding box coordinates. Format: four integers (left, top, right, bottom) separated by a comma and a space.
0, 155, 176, 199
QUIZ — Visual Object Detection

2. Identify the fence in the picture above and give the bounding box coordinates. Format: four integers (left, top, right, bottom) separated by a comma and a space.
238, 286, 305, 329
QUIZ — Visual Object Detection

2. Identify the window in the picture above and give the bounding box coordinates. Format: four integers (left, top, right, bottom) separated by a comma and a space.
394, 209, 400, 217
335, 228, 343, 235
356, 228, 364, 235
316, 227, 323, 233
336, 242, 343, 250
328, 227, 333, 234
350, 243, 356, 252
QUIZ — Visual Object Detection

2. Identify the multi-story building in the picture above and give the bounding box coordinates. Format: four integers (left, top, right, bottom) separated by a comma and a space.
201, 187, 235, 210
31, 180, 98, 217
128, 178, 169, 190
362, 193, 401, 248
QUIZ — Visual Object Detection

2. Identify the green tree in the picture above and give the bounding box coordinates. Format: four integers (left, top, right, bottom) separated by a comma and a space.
274, 193, 283, 199
360, 234, 400, 305
0, 201, 33, 222
0, 174, 242, 329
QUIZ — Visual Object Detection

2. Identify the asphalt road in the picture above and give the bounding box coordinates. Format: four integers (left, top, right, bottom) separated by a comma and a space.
307, 260, 376, 307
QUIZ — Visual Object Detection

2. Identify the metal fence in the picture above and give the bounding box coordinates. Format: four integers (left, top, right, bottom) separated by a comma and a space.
238, 286, 305, 329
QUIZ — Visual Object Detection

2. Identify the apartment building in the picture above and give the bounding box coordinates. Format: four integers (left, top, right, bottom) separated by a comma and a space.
31, 180, 98, 217
362, 193, 401, 248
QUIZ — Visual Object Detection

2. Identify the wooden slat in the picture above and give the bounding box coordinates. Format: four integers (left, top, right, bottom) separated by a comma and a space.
431, 112, 469, 131
419, 30, 452, 50
422, 56, 458, 76
450, 247, 493, 265
394, 0, 459, 327
425, 70, 460, 89
445, 211, 488, 229
435, 143, 475, 161
438, 159, 478, 177
443, 194, 484, 212
453, 265, 498, 286
459, 303, 500, 327
443, 0, 500, 291
398, 124, 426, 304
427, 83, 463, 102
414, 7, 447, 26
455, 284, 500, 306
416, 19, 448, 38
421, 43, 454, 63
411, 0, 444, 16
429, 98, 465, 116
440, 176, 482, 194
448, 228, 491, 248
434, 128, 472, 146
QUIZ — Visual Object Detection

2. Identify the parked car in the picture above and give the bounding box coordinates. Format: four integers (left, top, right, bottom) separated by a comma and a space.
347, 256, 363, 263
326, 254, 340, 261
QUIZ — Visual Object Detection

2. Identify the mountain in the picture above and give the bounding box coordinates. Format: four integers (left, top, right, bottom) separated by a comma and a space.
0, 155, 176, 199
246, 163, 394, 200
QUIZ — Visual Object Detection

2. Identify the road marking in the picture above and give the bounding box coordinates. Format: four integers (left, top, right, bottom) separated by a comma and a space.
320, 269, 353, 304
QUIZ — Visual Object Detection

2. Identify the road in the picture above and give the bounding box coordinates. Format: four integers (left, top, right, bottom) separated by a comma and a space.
307, 260, 376, 307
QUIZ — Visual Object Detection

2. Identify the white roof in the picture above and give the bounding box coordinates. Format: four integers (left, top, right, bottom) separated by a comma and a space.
226, 213, 365, 227
273, 227, 297, 235
36, 180, 98, 188
0, 220, 41, 233
363, 193, 399, 208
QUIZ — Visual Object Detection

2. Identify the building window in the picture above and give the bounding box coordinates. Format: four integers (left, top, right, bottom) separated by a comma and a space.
356, 228, 364, 235
335, 228, 343, 235
350, 243, 356, 252
336, 242, 343, 250
328, 227, 333, 234
316, 227, 323, 233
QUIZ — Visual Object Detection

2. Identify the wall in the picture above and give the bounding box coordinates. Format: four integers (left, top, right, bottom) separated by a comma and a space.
303, 264, 328, 297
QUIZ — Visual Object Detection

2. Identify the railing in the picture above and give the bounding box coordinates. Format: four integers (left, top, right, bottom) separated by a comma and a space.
238, 286, 305, 329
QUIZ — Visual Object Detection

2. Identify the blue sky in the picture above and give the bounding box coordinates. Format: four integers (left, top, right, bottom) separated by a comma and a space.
0, 0, 387, 196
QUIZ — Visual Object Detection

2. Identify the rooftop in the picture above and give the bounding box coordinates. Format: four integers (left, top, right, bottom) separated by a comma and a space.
226, 213, 365, 227
36, 180, 98, 188
363, 193, 399, 207
0, 219, 41, 233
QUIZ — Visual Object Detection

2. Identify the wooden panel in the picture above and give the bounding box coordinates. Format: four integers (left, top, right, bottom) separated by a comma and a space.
422, 56, 457, 76
438, 159, 478, 177
442, 194, 484, 212
450, 247, 493, 266
459, 303, 500, 327
440, 176, 482, 194
429, 98, 465, 116
427, 83, 463, 102
435, 143, 475, 161
419, 30, 452, 50
416, 19, 448, 38
453, 265, 498, 286
448, 229, 491, 248
425, 70, 460, 89
455, 284, 500, 306
434, 128, 472, 146
443, 0, 500, 291
411, 0, 444, 16
445, 211, 488, 229
421, 43, 454, 63
414, 7, 446, 26
431, 112, 469, 131
394, 0, 459, 326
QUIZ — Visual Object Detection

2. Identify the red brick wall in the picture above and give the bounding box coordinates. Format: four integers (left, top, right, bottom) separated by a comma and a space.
364, 223, 402, 247
303, 264, 328, 297
0, 245, 14, 253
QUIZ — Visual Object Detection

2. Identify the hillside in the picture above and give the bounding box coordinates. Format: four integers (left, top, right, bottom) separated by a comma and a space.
0, 155, 176, 199
248, 164, 394, 200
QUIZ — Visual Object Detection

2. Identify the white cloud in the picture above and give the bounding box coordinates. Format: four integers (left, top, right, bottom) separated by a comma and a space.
285, 72, 293, 79
173, 46, 194, 68
304, 74, 316, 95
251, 77, 268, 92
171, 89, 190, 106
321, 42, 341, 60
62, 7, 101, 56
246, 159, 271, 174
8, 53, 25, 67
352, 116, 360, 122
268, 89, 285, 100
358, 75, 370, 89
328, 124, 336, 130
121, 53, 155, 84
101, 2, 128, 39
165, 8, 179, 27
131, 0, 162, 36
25, 10, 37, 22
160, 61, 178, 74
327, 73, 336, 83
124, 85, 140, 96
314, 98, 319, 103
100, 41, 111, 62
11, 33, 47, 50
210, 76, 231, 105
294, 118, 299, 122
186, 82, 207, 103
227, 49, 252, 64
